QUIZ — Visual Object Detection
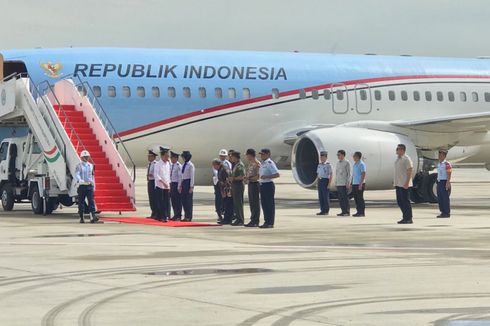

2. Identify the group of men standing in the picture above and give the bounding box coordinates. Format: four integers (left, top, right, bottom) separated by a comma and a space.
147, 147, 195, 222
315, 144, 452, 224
212, 148, 280, 228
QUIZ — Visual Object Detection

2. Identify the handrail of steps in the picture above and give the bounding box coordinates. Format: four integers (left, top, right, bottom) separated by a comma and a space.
36, 79, 89, 158
2, 73, 69, 161
65, 74, 136, 183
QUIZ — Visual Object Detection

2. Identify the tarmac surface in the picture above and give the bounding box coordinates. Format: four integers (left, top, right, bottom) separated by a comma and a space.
1, 168, 490, 326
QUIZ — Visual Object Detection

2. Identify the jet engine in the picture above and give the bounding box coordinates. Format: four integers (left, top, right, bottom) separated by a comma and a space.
292, 127, 419, 190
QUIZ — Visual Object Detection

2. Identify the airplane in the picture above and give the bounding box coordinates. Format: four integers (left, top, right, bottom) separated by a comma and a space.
1, 47, 490, 204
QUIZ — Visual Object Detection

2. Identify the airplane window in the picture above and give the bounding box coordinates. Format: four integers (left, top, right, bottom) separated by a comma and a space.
425, 91, 432, 101
485, 92, 490, 102
436, 91, 444, 102
93, 86, 101, 97
272, 88, 279, 99
472, 92, 479, 102
243, 88, 251, 99
77, 85, 87, 96
448, 91, 455, 102
312, 89, 319, 100
108, 86, 116, 98
324, 89, 331, 100
123, 86, 131, 98
374, 90, 381, 101
215, 87, 223, 99
168, 87, 176, 98
137, 87, 145, 98
336, 90, 344, 100
460, 91, 467, 102
299, 89, 306, 99
401, 90, 408, 101
183, 87, 191, 98
388, 90, 395, 101
360, 89, 367, 101
152, 87, 160, 98
413, 91, 420, 101
199, 87, 207, 98
228, 88, 236, 99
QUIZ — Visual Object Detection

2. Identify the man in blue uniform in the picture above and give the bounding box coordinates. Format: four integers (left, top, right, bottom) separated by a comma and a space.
436, 150, 452, 218
75, 150, 98, 223
146, 149, 158, 219
169, 151, 183, 221
316, 151, 332, 215
258, 148, 280, 228
352, 151, 367, 217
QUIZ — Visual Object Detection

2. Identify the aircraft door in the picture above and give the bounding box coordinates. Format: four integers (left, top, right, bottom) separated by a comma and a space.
355, 84, 372, 114
331, 83, 349, 114
0, 54, 3, 79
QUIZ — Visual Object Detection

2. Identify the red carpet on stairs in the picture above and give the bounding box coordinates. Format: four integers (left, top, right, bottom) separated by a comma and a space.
99, 217, 222, 227
54, 105, 135, 212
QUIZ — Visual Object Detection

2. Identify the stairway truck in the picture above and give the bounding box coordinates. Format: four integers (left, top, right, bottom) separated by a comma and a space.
0, 134, 73, 215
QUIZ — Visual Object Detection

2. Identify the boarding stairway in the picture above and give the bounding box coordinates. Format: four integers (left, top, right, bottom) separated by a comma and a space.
0, 74, 136, 212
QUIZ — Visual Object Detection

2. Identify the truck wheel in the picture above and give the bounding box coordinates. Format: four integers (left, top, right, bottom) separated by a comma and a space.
31, 190, 44, 215
45, 198, 59, 215
59, 195, 74, 207
1, 184, 15, 211
425, 173, 439, 204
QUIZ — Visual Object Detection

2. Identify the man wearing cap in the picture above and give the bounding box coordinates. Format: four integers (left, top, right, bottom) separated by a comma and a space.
335, 149, 351, 217
229, 151, 245, 226
75, 150, 98, 223
169, 151, 183, 221
154, 147, 171, 222
436, 150, 452, 218
258, 148, 280, 228
219, 149, 232, 170
180, 151, 195, 221
146, 149, 158, 219
316, 151, 332, 216
244, 148, 261, 227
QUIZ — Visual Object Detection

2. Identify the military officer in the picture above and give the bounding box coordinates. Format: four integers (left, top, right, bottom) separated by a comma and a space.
154, 147, 171, 222
244, 148, 261, 227
180, 151, 195, 221
316, 151, 332, 216
169, 151, 183, 221
436, 150, 452, 218
229, 151, 245, 226
75, 150, 98, 223
258, 148, 280, 228
146, 149, 158, 219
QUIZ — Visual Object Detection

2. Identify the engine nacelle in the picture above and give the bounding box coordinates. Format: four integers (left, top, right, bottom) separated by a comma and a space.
292, 127, 419, 190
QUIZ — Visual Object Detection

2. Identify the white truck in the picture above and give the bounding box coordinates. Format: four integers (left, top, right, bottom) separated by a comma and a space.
0, 73, 136, 215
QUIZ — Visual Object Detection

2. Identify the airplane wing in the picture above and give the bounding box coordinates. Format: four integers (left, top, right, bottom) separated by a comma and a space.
392, 112, 490, 133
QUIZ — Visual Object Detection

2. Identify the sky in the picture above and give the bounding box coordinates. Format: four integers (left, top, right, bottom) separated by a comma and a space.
1, 0, 490, 58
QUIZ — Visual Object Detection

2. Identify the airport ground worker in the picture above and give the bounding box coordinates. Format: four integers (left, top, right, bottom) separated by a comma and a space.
436, 150, 452, 218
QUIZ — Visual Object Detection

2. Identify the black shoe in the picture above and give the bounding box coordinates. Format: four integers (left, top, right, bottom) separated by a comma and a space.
161, 219, 168, 223
259, 224, 274, 229
437, 214, 450, 218
79, 218, 85, 224
397, 219, 413, 224
218, 220, 231, 225
353, 213, 365, 217
316, 212, 327, 215
170, 216, 181, 221
337, 213, 350, 217
244, 222, 259, 227
181, 218, 192, 222
231, 221, 244, 226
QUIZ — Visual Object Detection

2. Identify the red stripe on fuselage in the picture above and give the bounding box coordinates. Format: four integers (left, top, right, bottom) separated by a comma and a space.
117, 74, 490, 137
44, 146, 57, 155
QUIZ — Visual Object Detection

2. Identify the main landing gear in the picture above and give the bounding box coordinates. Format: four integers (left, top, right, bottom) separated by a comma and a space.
410, 172, 450, 204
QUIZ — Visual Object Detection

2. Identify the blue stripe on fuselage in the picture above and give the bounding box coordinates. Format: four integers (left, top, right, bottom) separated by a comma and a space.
2, 48, 490, 132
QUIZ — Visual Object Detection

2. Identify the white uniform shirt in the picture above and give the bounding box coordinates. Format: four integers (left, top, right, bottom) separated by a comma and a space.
182, 161, 195, 187
147, 160, 156, 181
259, 158, 279, 184
170, 161, 183, 187
155, 159, 171, 190
75, 161, 95, 186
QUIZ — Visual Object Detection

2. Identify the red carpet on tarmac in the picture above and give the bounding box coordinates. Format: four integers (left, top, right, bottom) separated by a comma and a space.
99, 217, 222, 227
